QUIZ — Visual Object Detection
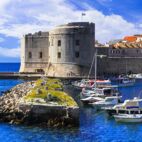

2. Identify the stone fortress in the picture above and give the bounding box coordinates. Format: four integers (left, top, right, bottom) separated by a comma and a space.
19, 22, 95, 77
20, 22, 142, 77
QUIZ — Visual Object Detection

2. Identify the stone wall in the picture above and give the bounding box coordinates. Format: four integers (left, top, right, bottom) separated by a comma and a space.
97, 47, 142, 75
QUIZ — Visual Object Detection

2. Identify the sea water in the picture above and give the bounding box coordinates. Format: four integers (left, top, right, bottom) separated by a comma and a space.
0, 63, 142, 142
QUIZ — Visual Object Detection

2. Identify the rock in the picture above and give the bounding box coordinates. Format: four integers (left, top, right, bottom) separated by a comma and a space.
0, 80, 79, 127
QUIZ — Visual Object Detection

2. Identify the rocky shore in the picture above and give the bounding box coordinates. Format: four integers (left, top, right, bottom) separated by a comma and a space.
0, 79, 79, 127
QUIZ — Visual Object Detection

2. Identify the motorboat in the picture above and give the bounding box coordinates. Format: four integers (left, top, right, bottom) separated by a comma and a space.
80, 96, 104, 105
114, 114, 142, 123
72, 79, 111, 89
80, 86, 119, 99
80, 86, 120, 105
72, 79, 94, 89
114, 77, 135, 87
128, 73, 142, 79
105, 97, 142, 116
89, 96, 122, 110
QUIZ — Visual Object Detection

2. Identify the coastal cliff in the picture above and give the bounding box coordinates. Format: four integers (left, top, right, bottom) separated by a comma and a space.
0, 78, 79, 127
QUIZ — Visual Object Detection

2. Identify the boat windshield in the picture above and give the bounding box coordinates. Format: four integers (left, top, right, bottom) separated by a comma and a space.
104, 89, 111, 95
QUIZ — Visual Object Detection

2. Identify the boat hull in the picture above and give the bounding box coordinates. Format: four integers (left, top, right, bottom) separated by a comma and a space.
114, 115, 142, 123
105, 108, 142, 116
90, 103, 115, 110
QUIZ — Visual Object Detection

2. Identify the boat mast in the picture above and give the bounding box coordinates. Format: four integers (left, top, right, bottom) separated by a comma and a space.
94, 48, 98, 91
88, 52, 96, 79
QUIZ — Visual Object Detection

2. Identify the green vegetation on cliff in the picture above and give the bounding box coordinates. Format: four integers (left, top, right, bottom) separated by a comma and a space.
24, 78, 78, 107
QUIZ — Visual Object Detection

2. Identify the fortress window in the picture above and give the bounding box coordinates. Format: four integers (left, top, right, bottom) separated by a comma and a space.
58, 52, 61, 58
75, 51, 80, 58
28, 52, 32, 59
76, 40, 80, 46
58, 40, 61, 46
137, 50, 140, 54
39, 52, 42, 59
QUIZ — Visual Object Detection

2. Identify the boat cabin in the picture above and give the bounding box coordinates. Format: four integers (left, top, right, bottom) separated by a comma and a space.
113, 97, 142, 109
93, 87, 119, 96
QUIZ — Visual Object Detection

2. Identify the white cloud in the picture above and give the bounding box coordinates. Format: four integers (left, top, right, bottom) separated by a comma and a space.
0, 0, 141, 44
0, 47, 20, 58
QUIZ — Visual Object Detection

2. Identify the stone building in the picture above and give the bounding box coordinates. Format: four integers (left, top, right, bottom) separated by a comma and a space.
19, 22, 95, 77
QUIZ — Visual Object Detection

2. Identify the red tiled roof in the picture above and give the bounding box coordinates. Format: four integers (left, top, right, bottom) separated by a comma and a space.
123, 36, 137, 42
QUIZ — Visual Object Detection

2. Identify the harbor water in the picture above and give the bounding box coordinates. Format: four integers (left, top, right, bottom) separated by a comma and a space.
0, 63, 142, 142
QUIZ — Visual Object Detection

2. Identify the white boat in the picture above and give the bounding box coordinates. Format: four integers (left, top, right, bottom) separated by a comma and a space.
72, 79, 111, 89
105, 97, 142, 116
89, 96, 122, 110
80, 86, 119, 99
80, 96, 104, 105
114, 114, 142, 123
116, 77, 135, 87
80, 87, 120, 105
128, 73, 142, 79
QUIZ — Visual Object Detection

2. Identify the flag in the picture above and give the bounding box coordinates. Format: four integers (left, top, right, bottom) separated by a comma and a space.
82, 13, 86, 16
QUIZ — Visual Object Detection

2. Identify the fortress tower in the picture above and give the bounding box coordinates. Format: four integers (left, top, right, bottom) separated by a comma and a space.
19, 22, 95, 77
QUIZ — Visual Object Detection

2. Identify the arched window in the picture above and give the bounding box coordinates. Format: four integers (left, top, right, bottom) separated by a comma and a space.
28, 52, 32, 59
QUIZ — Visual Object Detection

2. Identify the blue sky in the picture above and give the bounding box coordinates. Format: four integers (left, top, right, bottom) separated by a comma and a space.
0, 0, 142, 62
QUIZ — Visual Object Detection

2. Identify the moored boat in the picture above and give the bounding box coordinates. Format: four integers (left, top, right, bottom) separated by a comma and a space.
80, 85, 119, 99
114, 114, 142, 123
72, 79, 111, 89
80, 96, 104, 105
105, 97, 142, 116
128, 73, 142, 79
80, 86, 120, 105
114, 77, 135, 87
89, 96, 122, 110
